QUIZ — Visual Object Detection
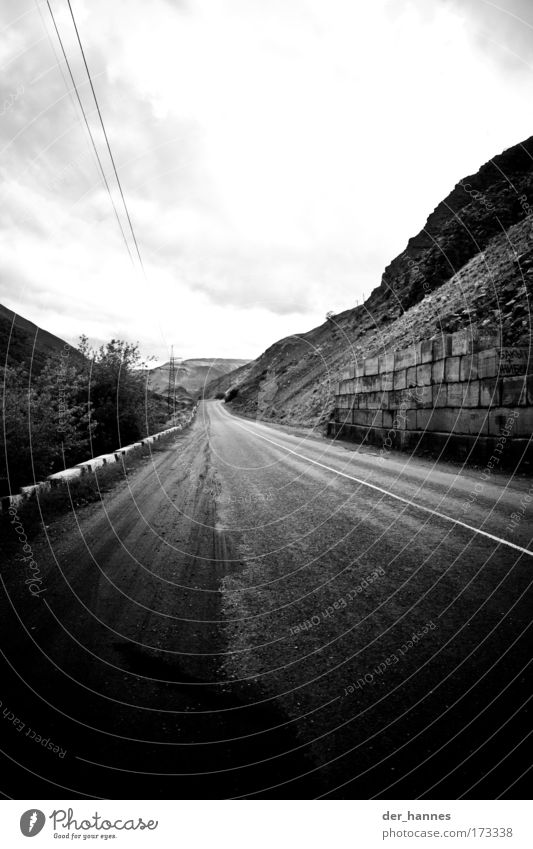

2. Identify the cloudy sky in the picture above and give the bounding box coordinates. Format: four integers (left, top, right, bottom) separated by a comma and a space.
1, 0, 533, 361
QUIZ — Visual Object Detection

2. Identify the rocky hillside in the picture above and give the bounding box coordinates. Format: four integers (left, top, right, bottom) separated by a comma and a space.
206, 135, 533, 426
148, 357, 249, 398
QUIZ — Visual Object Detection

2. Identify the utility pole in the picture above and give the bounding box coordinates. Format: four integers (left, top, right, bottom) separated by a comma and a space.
167, 345, 176, 423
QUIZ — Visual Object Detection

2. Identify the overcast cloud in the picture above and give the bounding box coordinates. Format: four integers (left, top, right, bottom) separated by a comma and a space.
1, 0, 532, 360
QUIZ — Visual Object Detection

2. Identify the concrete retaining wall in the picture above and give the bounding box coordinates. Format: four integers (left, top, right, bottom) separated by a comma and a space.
1, 406, 198, 512
328, 329, 533, 464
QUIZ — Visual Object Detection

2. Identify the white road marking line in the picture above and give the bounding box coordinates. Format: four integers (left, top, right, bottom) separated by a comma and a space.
219, 405, 533, 558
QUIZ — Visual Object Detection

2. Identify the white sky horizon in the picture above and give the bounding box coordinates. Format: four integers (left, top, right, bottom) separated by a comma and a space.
1, 0, 533, 362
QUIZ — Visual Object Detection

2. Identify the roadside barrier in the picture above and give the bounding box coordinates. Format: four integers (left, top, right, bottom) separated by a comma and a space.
0, 405, 198, 512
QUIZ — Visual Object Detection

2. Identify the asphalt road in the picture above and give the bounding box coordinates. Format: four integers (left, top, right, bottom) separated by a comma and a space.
1, 400, 531, 799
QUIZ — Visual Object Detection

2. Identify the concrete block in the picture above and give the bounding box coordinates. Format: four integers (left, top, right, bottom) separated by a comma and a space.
428, 407, 488, 436
3, 494, 24, 510
477, 349, 499, 379
416, 363, 432, 386
411, 385, 433, 408
365, 374, 382, 392
501, 376, 528, 406
416, 409, 432, 430
406, 366, 417, 388
457, 409, 489, 436
479, 378, 501, 408
451, 329, 471, 356
354, 362, 365, 378
405, 409, 417, 430
425, 408, 456, 433
417, 338, 434, 364
370, 410, 383, 428
95, 453, 118, 464
478, 348, 531, 379
394, 369, 407, 390
20, 484, 40, 497
378, 352, 395, 373
353, 410, 370, 426
364, 356, 379, 376
498, 348, 531, 376
432, 359, 445, 384
395, 347, 417, 370
390, 408, 408, 429
433, 334, 452, 360
37, 481, 52, 493
381, 372, 394, 392
444, 356, 460, 382
387, 390, 399, 409
465, 380, 481, 407
514, 407, 533, 437
365, 392, 381, 410
488, 408, 523, 436
460, 354, 479, 382
446, 381, 480, 408
432, 384, 447, 407
527, 375, 533, 405
47, 467, 84, 484
77, 457, 107, 472
393, 388, 411, 409
382, 410, 394, 429
379, 391, 390, 409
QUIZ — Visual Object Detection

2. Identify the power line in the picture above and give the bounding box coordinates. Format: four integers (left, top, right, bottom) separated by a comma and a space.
167, 345, 177, 421
45, 0, 135, 266
65, 0, 147, 276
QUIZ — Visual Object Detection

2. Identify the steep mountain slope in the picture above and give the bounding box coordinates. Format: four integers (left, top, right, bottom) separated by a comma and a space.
148, 357, 249, 397
0, 302, 82, 372
206, 135, 533, 425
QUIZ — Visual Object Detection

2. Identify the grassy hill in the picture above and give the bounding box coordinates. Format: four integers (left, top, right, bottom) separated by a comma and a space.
206, 135, 533, 426
0, 303, 83, 372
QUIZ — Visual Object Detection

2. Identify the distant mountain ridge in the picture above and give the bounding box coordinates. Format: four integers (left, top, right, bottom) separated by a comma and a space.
205, 135, 533, 426
148, 358, 250, 397
0, 304, 250, 404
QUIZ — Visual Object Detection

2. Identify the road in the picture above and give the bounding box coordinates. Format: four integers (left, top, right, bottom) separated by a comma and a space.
1, 400, 531, 799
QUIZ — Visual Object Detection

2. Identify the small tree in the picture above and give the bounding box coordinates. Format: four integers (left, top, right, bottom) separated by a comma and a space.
79, 337, 164, 453
0, 357, 94, 494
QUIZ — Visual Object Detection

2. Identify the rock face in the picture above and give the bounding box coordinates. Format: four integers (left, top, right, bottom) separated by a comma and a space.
206, 135, 533, 426
380, 135, 533, 311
